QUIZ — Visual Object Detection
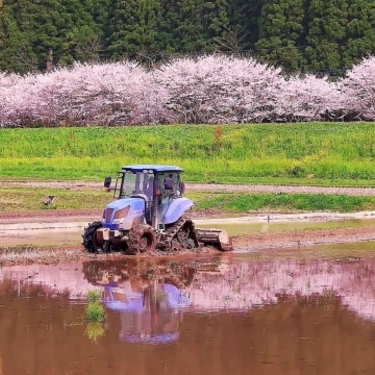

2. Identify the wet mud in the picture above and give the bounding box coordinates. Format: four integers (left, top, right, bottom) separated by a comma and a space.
1, 226, 375, 266
1, 255, 375, 374
2, 218, 375, 249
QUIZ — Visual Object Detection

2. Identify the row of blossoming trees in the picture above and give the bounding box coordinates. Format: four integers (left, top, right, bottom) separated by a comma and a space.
0, 55, 374, 127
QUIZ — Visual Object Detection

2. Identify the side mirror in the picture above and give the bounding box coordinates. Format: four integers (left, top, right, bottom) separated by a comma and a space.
104, 176, 112, 190
164, 178, 173, 190
180, 181, 186, 194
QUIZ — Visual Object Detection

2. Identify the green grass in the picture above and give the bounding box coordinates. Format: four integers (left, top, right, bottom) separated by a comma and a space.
85, 302, 106, 323
2, 187, 375, 213
2, 122, 375, 185
85, 290, 106, 323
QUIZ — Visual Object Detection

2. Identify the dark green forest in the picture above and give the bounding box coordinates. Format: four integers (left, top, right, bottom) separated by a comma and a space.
1, 0, 375, 74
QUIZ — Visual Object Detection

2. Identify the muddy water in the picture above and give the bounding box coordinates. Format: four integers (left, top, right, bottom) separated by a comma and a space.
1, 254, 375, 374
3, 219, 375, 246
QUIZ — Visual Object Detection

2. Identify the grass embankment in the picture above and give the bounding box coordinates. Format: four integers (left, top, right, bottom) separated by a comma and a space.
2, 187, 375, 213
2, 122, 375, 186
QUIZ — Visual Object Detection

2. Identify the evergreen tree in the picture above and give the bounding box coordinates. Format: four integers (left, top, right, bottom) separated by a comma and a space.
0, 0, 103, 72
156, 0, 229, 54
227, 0, 263, 49
55, 0, 104, 65
255, 0, 306, 71
169, 0, 207, 52
342, 0, 375, 68
153, 0, 180, 53
202, 0, 229, 47
107, 0, 161, 58
0, 0, 61, 72
305, 0, 348, 74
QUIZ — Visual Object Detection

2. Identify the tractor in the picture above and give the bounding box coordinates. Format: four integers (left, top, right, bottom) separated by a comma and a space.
82, 164, 232, 254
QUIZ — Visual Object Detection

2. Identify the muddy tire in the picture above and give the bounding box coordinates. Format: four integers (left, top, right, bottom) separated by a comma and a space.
82, 221, 103, 253
127, 224, 157, 255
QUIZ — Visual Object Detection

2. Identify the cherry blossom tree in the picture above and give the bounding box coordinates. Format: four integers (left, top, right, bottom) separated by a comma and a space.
30, 61, 166, 126
275, 74, 344, 122
341, 56, 375, 120
0, 73, 39, 127
1, 61, 167, 127
1, 54, 375, 127
153, 55, 284, 124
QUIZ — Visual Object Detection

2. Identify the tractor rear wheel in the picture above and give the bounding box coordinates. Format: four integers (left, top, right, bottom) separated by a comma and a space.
127, 224, 156, 255
82, 221, 103, 253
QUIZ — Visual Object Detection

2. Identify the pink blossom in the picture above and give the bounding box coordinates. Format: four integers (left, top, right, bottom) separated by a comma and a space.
0, 55, 374, 126
342, 56, 375, 120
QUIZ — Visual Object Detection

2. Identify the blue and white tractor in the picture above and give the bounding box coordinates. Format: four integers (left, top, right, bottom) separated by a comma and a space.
82, 164, 232, 254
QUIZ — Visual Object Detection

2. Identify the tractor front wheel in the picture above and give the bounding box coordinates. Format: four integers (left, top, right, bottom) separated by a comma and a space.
82, 221, 103, 253
127, 224, 156, 255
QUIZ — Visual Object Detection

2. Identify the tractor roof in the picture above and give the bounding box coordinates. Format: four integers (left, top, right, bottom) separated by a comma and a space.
121, 164, 183, 173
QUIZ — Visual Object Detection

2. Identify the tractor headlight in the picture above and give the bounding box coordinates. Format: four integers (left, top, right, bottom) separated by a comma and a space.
112, 206, 130, 224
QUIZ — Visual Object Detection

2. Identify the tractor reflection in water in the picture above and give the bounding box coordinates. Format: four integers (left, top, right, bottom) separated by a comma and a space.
86, 260, 195, 344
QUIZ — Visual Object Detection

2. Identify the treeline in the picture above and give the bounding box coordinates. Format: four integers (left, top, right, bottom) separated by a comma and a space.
1, 0, 375, 74
1, 55, 375, 127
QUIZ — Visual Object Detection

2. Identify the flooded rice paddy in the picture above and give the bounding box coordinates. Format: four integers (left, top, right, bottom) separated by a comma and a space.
1, 252, 375, 374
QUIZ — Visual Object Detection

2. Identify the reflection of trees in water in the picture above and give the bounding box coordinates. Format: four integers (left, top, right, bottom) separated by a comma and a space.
0, 263, 97, 299
2, 258, 375, 320
0, 276, 71, 299
2, 259, 375, 374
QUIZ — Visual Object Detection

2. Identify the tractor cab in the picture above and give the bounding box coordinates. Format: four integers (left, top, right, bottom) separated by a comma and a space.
106, 165, 184, 200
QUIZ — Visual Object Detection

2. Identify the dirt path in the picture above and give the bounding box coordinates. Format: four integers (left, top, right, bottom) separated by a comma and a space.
3, 179, 375, 196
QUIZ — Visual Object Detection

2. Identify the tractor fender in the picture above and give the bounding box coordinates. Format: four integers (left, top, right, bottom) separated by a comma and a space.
163, 197, 193, 225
